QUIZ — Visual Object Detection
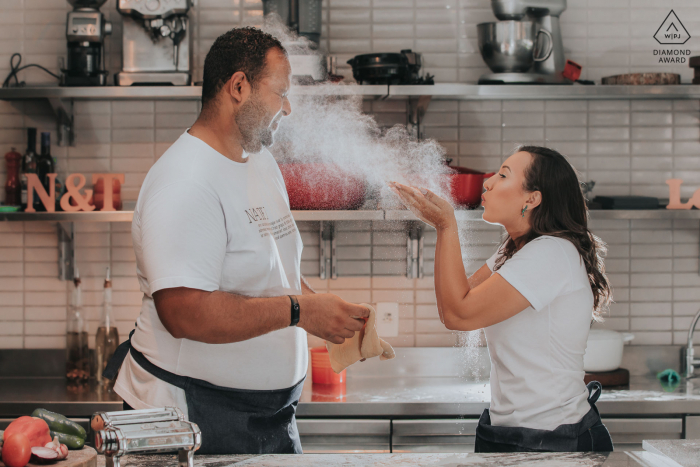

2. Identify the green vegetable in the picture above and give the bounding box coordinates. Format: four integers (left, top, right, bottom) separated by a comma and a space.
49, 431, 84, 450
31, 409, 86, 440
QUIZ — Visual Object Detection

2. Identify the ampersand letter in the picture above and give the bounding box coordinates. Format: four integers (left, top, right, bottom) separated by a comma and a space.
60, 173, 95, 212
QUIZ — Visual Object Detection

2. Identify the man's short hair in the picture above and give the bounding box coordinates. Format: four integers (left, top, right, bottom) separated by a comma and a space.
201, 27, 286, 107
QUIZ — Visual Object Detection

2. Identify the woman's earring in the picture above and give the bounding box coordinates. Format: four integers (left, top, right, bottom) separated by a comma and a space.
521, 206, 527, 217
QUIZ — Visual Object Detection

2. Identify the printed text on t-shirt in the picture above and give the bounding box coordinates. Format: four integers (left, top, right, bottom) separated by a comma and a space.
245, 207, 269, 223
257, 214, 298, 241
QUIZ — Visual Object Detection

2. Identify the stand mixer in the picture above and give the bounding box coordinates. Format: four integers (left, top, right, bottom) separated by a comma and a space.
115, 0, 191, 86
478, 0, 569, 84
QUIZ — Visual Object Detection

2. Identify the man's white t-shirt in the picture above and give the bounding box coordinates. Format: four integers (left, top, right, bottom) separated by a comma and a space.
114, 131, 307, 413
484, 235, 593, 431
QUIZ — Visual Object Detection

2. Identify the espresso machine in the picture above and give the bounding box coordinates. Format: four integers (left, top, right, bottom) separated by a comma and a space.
115, 0, 191, 86
61, 0, 111, 86
262, 0, 325, 82
477, 0, 568, 84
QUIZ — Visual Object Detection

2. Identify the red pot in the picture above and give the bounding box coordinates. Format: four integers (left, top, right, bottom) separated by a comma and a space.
279, 163, 366, 210
448, 165, 495, 208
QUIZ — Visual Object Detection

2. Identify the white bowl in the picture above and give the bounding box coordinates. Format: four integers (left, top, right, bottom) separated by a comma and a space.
583, 329, 635, 372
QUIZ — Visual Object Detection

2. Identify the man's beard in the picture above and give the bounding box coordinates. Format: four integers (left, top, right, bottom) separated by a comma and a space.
235, 93, 275, 153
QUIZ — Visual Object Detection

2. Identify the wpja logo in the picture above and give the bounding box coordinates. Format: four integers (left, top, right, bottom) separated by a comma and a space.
653, 10, 691, 64
654, 10, 690, 45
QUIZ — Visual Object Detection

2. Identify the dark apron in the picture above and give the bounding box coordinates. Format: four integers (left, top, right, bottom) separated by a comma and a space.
103, 329, 304, 455
475, 381, 614, 453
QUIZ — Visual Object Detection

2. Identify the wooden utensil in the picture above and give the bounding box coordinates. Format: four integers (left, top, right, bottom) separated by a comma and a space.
601, 73, 680, 85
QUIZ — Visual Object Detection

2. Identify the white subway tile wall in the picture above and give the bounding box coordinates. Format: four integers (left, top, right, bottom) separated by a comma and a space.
2, 0, 700, 348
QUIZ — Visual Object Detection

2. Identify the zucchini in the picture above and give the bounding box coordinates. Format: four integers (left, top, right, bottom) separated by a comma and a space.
31, 408, 86, 440
50, 431, 85, 450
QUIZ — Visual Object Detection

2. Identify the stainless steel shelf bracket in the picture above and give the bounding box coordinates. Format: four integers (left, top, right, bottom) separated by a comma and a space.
407, 95, 432, 140
319, 221, 337, 280
47, 97, 74, 147
57, 221, 74, 281
406, 221, 424, 279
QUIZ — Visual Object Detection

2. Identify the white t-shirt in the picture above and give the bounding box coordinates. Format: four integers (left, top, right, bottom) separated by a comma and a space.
484, 235, 593, 431
114, 131, 307, 413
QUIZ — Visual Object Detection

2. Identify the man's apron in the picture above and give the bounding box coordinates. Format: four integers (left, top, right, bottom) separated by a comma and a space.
103, 330, 304, 455
475, 381, 614, 453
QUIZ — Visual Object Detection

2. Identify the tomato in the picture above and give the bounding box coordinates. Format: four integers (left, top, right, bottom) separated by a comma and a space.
1, 433, 32, 467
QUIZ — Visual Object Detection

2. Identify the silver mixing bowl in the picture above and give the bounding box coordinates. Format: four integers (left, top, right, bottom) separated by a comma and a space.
477, 21, 538, 73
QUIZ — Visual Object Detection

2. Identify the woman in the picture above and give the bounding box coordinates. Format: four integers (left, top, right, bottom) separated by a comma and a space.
390, 146, 614, 453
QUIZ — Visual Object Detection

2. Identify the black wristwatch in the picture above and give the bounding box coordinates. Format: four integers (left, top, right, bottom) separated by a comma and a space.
289, 295, 300, 327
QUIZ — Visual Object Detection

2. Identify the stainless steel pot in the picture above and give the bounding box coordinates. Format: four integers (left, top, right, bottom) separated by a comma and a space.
477, 21, 553, 73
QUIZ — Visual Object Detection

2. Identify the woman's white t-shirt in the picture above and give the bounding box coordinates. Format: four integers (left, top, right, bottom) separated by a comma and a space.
114, 131, 307, 414
484, 235, 593, 431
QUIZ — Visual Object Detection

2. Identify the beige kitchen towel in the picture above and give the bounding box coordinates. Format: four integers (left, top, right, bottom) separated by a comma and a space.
326, 304, 396, 373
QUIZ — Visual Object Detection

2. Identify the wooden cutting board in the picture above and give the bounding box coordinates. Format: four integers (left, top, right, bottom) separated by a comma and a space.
585, 368, 630, 387
0, 446, 96, 467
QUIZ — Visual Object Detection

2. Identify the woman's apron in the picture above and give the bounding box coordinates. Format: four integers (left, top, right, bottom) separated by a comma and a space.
475, 381, 614, 453
103, 330, 304, 455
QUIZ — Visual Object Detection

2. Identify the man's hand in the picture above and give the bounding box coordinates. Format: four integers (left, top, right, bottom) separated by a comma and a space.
296, 294, 369, 344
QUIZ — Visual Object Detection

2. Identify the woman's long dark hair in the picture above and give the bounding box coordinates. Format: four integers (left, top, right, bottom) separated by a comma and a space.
492, 146, 612, 319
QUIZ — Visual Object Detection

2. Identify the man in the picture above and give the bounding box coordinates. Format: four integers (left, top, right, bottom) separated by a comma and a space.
106, 27, 369, 455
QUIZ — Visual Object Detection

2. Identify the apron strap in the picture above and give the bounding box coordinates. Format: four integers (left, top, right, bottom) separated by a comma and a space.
102, 328, 135, 381
586, 381, 603, 404
102, 325, 189, 392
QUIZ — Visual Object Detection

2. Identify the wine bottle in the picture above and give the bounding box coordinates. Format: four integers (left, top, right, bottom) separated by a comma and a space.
20, 128, 37, 211
95, 267, 119, 389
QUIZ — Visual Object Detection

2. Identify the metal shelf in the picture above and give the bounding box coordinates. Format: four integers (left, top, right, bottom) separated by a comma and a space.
3, 209, 698, 223
0, 84, 388, 101
2, 83, 700, 101
389, 84, 700, 100
291, 210, 384, 221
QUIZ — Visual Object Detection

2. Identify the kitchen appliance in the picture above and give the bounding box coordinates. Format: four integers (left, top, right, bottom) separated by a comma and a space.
61, 0, 111, 86
92, 407, 201, 467
115, 0, 191, 86
347, 50, 433, 85
478, 0, 568, 84
583, 329, 635, 372
263, 0, 326, 82
445, 160, 495, 208
601, 73, 681, 85
279, 164, 366, 210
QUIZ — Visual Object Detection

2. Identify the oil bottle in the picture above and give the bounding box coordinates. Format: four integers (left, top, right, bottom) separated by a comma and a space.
66, 268, 90, 384
95, 267, 119, 389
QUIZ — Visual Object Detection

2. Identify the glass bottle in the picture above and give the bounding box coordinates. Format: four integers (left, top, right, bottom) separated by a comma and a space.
66, 268, 90, 384
20, 128, 37, 211
35, 132, 55, 212
95, 267, 119, 389
4, 147, 22, 206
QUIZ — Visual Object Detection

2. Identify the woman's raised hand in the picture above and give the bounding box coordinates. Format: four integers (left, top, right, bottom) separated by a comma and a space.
388, 182, 456, 231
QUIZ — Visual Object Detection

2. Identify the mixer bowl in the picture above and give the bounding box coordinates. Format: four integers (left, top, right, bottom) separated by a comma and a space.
68, 0, 108, 8
477, 21, 538, 73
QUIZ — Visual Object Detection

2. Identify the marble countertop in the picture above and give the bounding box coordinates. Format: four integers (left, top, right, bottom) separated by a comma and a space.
643, 439, 700, 467
94, 452, 649, 467
1, 375, 699, 417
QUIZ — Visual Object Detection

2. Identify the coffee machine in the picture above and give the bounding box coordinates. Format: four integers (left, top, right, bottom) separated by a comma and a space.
478, 0, 568, 84
115, 0, 191, 86
61, 0, 111, 86
262, 0, 326, 82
